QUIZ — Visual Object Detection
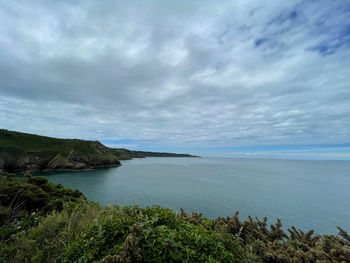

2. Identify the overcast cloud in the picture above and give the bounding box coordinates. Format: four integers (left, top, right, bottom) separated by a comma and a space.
0, 0, 350, 157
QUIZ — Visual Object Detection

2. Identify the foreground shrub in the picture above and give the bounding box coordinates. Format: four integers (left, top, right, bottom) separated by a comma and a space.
1, 203, 241, 263
0, 173, 85, 260
180, 209, 350, 263
0, 173, 84, 225
65, 206, 240, 263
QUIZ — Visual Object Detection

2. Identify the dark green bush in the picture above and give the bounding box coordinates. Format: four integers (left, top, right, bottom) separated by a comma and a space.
0, 173, 85, 224
64, 206, 239, 263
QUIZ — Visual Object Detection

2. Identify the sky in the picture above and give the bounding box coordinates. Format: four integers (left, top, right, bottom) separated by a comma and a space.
0, 0, 350, 159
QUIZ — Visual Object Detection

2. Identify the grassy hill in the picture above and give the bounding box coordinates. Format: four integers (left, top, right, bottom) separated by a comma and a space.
0, 129, 120, 172
0, 129, 198, 172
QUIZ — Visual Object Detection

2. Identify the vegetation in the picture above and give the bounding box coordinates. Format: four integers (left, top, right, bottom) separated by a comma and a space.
0, 129, 197, 172
1, 173, 349, 263
0, 129, 120, 172
1, 129, 103, 155
0, 173, 84, 240
109, 148, 139, 160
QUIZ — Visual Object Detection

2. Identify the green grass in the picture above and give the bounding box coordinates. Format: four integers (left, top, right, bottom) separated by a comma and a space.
0, 129, 120, 172
0, 129, 99, 156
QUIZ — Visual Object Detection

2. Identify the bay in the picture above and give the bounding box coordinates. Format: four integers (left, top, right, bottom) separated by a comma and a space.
37, 157, 350, 234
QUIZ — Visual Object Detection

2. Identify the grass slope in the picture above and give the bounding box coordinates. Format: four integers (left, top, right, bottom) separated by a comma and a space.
0, 129, 120, 172
1, 129, 104, 155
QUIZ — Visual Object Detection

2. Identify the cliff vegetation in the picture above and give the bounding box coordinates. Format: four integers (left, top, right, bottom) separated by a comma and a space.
0, 129, 197, 173
0, 129, 121, 172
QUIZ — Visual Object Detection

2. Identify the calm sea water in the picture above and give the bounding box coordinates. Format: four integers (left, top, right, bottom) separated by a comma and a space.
38, 157, 350, 234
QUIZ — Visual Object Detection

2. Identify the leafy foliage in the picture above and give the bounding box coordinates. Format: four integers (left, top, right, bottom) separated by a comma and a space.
65, 206, 239, 263
0, 172, 85, 253
0, 173, 84, 223
180, 209, 350, 262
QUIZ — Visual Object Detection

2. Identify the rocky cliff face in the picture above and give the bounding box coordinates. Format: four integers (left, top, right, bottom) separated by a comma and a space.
0, 147, 121, 173
44, 141, 121, 171
108, 148, 145, 160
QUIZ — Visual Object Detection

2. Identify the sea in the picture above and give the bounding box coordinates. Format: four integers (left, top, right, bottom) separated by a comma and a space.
37, 157, 350, 234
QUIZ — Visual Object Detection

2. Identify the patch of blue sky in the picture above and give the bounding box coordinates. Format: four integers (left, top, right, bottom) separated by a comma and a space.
256, 1, 350, 56
208, 144, 350, 160
308, 2, 350, 55
268, 9, 298, 25
102, 139, 135, 145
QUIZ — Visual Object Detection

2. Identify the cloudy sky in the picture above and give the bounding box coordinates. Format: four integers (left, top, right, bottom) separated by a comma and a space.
0, 0, 350, 159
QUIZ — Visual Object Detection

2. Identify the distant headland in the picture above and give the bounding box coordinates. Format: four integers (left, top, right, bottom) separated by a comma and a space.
0, 129, 199, 173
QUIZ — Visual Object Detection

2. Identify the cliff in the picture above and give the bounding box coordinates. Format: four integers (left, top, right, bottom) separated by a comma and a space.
0, 129, 120, 172
0, 129, 198, 173
109, 148, 144, 160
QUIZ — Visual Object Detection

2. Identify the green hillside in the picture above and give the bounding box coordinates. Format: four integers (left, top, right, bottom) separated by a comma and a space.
109, 148, 143, 160
0, 129, 120, 172
0, 129, 198, 172
1, 129, 102, 155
